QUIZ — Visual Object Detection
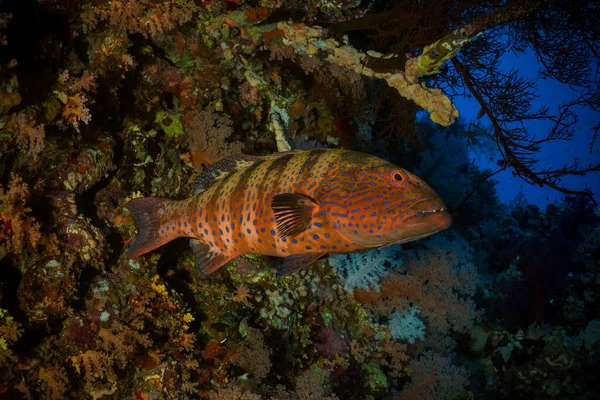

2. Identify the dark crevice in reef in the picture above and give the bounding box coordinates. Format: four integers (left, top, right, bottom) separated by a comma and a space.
28, 186, 55, 233
49, 135, 122, 314
1, 0, 72, 107
156, 238, 200, 315
73, 32, 143, 271
70, 266, 103, 314
104, 136, 126, 268
143, 35, 178, 68
15, 318, 64, 358
0, 152, 16, 187
70, 135, 124, 314
76, 135, 125, 271
0, 257, 24, 322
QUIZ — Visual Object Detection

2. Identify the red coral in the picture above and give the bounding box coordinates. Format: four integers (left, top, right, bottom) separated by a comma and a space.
12, 113, 45, 159
0, 174, 42, 257
182, 108, 243, 166
81, 0, 200, 37
231, 328, 271, 381
314, 325, 347, 360
376, 236, 480, 338
398, 351, 470, 400
56, 70, 97, 133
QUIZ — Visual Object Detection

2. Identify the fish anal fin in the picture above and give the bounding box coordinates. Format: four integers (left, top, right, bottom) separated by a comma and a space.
272, 193, 320, 237
190, 239, 238, 275
278, 252, 326, 275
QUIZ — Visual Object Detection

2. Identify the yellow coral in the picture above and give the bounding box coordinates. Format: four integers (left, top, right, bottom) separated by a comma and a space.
0, 337, 8, 351
125, 191, 143, 202
151, 274, 168, 297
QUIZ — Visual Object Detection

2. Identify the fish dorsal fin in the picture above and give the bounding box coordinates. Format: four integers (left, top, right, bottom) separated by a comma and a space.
191, 151, 319, 195
189, 238, 237, 274
272, 193, 320, 237
191, 154, 261, 194
278, 252, 325, 275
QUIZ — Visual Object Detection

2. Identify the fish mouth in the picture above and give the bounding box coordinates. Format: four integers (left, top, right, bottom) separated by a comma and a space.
405, 206, 450, 221
403, 208, 451, 236
387, 207, 451, 244
334, 207, 451, 248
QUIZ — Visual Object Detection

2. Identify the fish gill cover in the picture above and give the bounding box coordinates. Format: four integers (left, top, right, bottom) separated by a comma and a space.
0, 1, 599, 399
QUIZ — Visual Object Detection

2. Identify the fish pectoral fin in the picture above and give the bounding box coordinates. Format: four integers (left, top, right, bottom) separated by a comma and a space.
278, 252, 326, 275
272, 193, 320, 237
190, 239, 237, 275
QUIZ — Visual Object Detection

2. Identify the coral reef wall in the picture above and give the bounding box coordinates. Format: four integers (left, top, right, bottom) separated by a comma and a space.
0, 1, 598, 399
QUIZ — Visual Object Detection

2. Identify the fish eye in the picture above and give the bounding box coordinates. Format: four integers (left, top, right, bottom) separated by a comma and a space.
389, 169, 404, 186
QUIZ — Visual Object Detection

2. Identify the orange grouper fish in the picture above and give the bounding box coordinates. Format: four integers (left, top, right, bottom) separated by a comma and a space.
124, 148, 451, 275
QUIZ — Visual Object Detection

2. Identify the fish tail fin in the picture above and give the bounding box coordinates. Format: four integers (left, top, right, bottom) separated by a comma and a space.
124, 197, 180, 257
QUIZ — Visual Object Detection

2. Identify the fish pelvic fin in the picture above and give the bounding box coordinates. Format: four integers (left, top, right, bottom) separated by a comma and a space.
278, 252, 326, 275
190, 239, 238, 275
124, 197, 180, 258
